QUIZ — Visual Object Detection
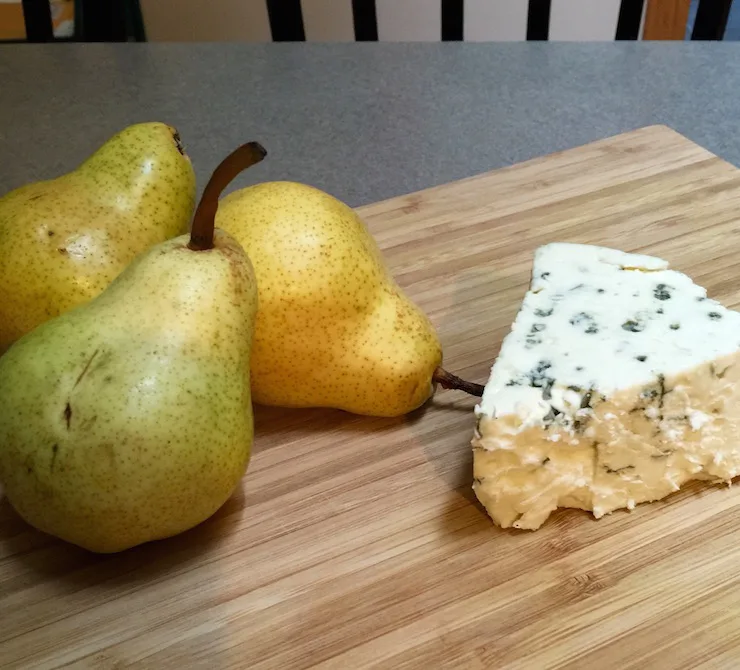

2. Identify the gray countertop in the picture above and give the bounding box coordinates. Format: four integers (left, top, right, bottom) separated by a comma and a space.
1, 42, 739, 207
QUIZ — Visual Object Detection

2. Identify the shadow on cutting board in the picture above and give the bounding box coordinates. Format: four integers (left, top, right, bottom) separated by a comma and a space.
253, 403, 413, 443
404, 263, 507, 528
0, 481, 246, 588
251, 392, 436, 460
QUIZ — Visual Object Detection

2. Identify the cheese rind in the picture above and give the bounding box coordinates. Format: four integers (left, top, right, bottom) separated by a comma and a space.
473, 243, 740, 530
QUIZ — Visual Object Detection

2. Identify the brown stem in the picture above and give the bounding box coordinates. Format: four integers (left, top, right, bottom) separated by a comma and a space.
188, 141, 267, 251
433, 367, 485, 397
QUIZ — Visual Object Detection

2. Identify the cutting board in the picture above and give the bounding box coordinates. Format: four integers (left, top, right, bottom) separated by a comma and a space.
4, 125, 740, 669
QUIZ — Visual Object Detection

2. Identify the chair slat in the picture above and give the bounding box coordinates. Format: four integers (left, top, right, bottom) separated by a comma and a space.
22, 0, 54, 42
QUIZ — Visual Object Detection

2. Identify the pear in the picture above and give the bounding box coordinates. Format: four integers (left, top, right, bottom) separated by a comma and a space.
0, 142, 266, 553
0, 122, 196, 352
216, 181, 482, 418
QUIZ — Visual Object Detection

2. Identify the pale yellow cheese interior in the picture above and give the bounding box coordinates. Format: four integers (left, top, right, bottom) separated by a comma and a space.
473, 353, 740, 530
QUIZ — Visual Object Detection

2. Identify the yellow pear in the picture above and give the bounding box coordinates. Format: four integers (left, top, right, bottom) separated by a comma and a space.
0, 143, 265, 553
0, 122, 196, 352
216, 181, 481, 417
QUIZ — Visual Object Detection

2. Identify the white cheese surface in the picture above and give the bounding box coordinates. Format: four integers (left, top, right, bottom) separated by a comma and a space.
472, 243, 740, 530
476, 243, 740, 425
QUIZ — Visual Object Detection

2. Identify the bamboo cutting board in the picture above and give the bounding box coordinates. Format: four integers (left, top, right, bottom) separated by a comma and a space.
4, 125, 740, 669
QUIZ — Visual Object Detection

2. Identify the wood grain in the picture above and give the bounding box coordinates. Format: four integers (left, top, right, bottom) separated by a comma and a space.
4, 125, 740, 669
643, 0, 692, 39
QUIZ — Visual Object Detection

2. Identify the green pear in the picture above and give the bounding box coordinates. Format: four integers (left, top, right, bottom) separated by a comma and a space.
216, 181, 482, 418
0, 122, 196, 352
0, 142, 266, 553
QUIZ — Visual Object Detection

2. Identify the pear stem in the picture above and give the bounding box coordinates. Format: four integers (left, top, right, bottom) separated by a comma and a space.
188, 142, 268, 252
433, 367, 485, 397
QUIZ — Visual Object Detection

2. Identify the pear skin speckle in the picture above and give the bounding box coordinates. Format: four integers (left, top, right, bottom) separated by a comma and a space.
0, 230, 258, 553
216, 181, 443, 418
0, 122, 196, 352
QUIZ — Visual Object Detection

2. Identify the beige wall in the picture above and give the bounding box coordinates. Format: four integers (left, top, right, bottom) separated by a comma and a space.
140, 0, 271, 41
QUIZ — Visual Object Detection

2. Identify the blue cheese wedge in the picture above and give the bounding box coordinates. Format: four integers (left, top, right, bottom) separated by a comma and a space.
472, 242, 740, 530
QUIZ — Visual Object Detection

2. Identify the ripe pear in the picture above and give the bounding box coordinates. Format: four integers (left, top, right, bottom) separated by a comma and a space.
216, 181, 481, 418
0, 122, 196, 352
0, 142, 266, 553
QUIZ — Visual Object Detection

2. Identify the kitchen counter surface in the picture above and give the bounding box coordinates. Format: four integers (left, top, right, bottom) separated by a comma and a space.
1, 42, 739, 205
